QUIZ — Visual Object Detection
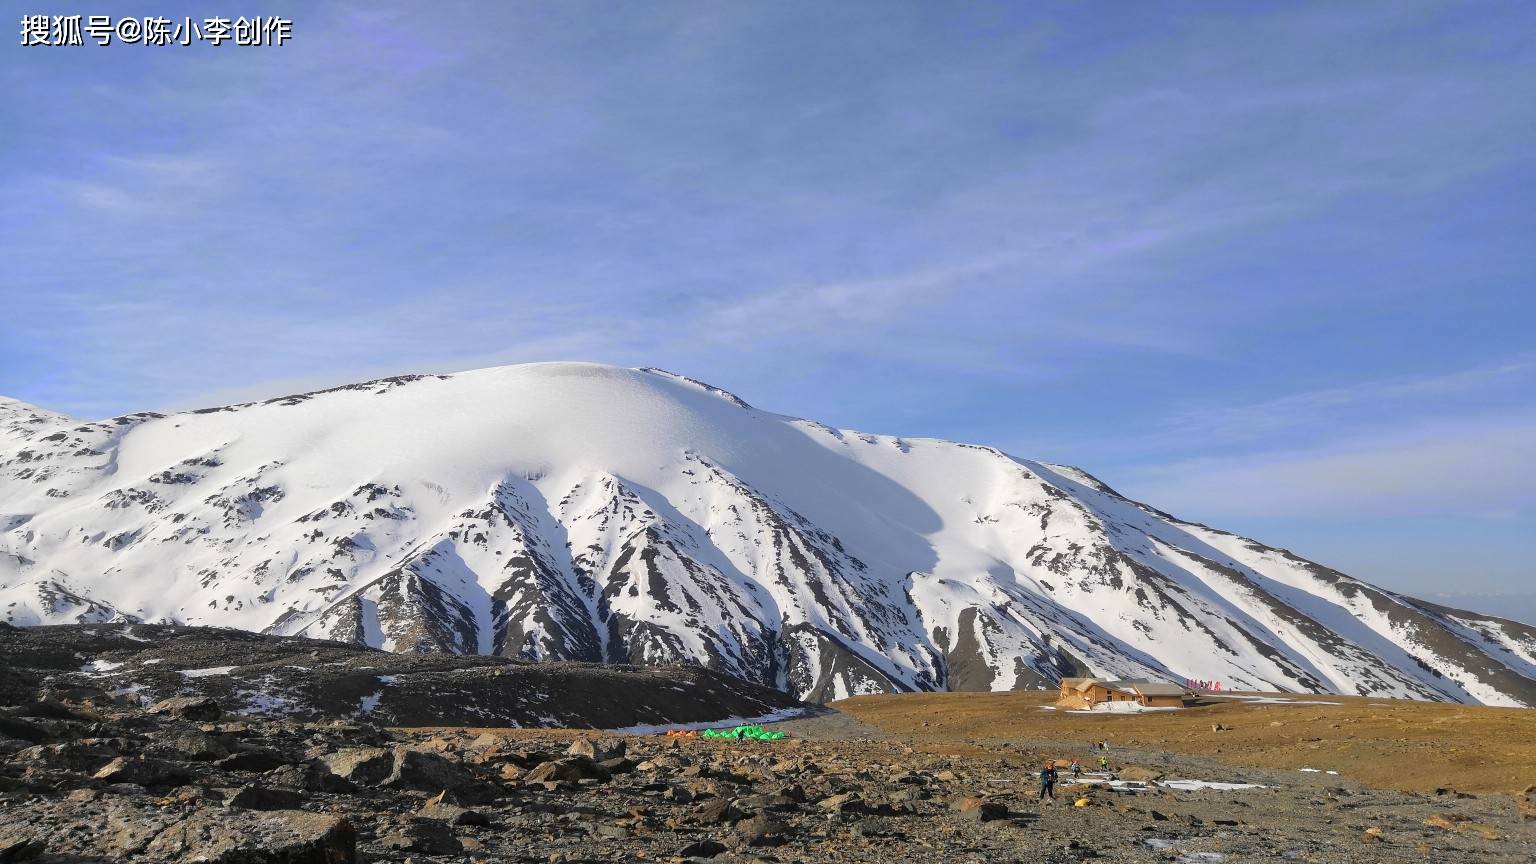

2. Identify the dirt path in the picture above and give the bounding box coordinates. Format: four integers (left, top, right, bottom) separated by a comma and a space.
770, 706, 887, 740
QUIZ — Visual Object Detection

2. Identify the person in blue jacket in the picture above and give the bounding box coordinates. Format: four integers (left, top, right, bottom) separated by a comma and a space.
1039, 761, 1058, 803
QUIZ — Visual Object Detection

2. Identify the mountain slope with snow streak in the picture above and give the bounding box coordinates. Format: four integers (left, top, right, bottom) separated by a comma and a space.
2, 362, 1532, 706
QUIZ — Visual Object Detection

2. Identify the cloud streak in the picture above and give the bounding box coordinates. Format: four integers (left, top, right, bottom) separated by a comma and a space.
1119, 413, 1536, 520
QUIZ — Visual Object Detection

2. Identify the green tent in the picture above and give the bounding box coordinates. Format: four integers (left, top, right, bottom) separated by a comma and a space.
700, 724, 786, 741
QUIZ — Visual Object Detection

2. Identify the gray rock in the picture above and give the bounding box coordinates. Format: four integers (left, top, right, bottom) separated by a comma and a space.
678, 838, 728, 858
10, 740, 120, 773
218, 747, 290, 773
320, 747, 393, 785
225, 784, 307, 811
378, 817, 462, 855
418, 799, 490, 826
155, 727, 230, 762
692, 798, 743, 825
818, 792, 866, 814
265, 761, 355, 793
142, 808, 356, 863
524, 756, 605, 784
566, 737, 626, 761
0, 716, 50, 744
382, 747, 475, 792
146, 696, 222, 722
731, 812, 789, 847
588, 822, 631, 840
92, 756, 191, 787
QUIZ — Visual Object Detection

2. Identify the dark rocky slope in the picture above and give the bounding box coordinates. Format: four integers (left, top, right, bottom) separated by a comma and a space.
0, 623, 801, 729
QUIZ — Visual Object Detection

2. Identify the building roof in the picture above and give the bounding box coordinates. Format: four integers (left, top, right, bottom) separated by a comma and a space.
1129, 682, 1188, 697
1060, 678, 1186, 697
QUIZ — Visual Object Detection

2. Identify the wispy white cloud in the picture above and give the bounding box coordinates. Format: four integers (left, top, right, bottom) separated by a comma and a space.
1119, 413, 1536, 520
1151, 356, 1536, 446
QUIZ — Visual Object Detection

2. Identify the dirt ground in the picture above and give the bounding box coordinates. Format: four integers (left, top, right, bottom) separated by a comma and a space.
830, 690, 1536, 795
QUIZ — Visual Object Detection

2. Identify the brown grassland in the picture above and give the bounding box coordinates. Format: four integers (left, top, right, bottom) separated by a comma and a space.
832, 690, 1536, 795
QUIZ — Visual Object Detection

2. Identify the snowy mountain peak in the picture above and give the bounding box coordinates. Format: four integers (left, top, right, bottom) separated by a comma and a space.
3, 362, 1533, 706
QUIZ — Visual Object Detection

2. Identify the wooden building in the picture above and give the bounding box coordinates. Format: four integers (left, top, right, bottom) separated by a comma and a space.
1126, 682, 1189, 708
1057, 678, 1189, 709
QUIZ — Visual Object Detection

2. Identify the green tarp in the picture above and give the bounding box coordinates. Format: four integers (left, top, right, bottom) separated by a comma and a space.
700, 724, 786, 741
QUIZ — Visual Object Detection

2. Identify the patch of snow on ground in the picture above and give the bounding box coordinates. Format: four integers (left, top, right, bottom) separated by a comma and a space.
108, 683, 149, 705
236, 688, 296, 716
180, 665, 237, 678
1067, 701, 1182, 714
79, 659, 125, 674
1160, 780, 1265, 792
1068, 774, 1264, 792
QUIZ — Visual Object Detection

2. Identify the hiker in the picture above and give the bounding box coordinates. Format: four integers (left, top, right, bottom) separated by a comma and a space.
1069, 758, 1082, 779
1038, 761, 1058, 803
1098, 753, 1109, 773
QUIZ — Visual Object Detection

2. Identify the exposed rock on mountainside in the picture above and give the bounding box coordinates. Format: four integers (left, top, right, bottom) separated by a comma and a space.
3, 363, 1533, 705
1, 623, 800, 728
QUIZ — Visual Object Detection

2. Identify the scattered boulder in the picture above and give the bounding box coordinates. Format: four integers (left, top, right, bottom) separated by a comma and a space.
225, 784, 307, 811
1424, 813, 1463, 831
265, 761, 356, 794
320, 747, 394, 786
418, 790, 491, 826
525, 756, 605, 784
818, 791, 867, 814
146, 696, 221, 722
379, 817, 462, 855
143, 809, 356, 863
93, 756, 190, 786
1116, 766, 1163, 783
691, 798, 743, 825
567, 737, 626, 761
155, 727, 229, 761
0, 716, 50, 744
381, 746, 474, 792
731, 812, 789, 847
218, 747, 290, 773
678, 838, 728, 858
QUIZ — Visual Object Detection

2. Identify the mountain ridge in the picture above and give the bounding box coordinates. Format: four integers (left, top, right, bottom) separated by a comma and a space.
2, 362, 1533, 706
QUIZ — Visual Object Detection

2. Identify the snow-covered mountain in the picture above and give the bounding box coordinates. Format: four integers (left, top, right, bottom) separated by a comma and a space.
3, 363, 1533, 706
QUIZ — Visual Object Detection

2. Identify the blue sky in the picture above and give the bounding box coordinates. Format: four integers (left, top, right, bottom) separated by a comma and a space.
2, 1, 1533, 605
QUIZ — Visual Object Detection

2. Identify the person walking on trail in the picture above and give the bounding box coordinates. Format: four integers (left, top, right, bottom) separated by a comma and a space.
1098, 753, 1109, 773
1039, 762, 1058, 804
1069, 758, 1082, 779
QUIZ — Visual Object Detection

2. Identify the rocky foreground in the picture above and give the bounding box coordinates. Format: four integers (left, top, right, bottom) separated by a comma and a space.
0, 688, 1534, 863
